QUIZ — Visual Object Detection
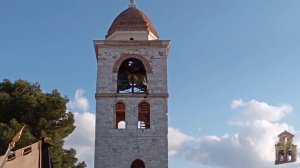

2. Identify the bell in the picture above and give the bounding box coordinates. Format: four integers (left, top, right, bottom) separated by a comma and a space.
128, 73, 139, 84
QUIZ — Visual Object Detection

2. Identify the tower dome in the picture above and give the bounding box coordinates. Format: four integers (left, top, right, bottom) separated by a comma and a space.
105, 6, 159, 40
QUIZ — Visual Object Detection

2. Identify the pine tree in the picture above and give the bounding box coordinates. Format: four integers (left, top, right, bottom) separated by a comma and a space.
0, 79, 86, 168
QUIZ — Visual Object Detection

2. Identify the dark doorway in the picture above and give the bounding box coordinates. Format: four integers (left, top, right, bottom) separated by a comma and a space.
130, 159, 145, 168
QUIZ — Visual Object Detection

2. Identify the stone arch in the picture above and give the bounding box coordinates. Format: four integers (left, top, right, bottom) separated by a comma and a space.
130, 159, 145, 168
117, 58, 148, 93
115, 102, 126, 129
113, 54, 153, 74
138, 102, 150, 129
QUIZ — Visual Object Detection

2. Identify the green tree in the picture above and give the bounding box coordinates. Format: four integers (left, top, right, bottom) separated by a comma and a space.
0, 79, 86, 168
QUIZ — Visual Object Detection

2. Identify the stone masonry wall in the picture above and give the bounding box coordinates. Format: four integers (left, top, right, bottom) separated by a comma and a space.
94, 40, 170, 168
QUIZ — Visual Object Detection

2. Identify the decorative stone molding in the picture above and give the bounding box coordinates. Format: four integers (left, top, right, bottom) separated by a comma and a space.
95, 93, 169, 98
112, 53, 153, 73
93, 40, 171, 59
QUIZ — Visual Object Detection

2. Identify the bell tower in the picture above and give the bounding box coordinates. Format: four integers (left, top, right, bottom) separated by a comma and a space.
94, 2, 170, 168
275, 131, 297, 165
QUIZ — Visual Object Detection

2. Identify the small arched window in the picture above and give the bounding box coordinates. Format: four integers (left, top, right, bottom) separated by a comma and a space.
288, 149, 292, 161
117, 58, 147, 93
279, 150, 284, 161
138, 102, 150, 129
130, 159, 145, 168
115, 102, 126, 129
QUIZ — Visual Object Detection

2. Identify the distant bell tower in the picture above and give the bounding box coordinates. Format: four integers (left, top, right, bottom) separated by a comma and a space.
94, 1, 170, 168
275, 131, 297, 165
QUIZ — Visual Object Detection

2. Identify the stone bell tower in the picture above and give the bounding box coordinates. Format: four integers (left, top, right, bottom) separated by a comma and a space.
94, 1, 170, 168
275, 131, 297, 165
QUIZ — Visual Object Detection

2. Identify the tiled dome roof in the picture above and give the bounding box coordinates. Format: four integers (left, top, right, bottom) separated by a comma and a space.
106, 7, 159, 39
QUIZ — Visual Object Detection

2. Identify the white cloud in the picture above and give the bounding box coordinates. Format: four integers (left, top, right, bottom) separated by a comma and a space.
67, 89, 89, 111
65, 112, 95, 168
185, 121, 295, 168
64, 112, 95, 167
168, 127, 194, 156
231, 99, 293, 124
65, 89, 95, 168
65, 93, 300, 168
170, 99, 300, 168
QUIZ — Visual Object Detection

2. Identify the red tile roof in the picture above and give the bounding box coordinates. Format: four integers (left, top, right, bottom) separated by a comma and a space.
106, 7, 159, 39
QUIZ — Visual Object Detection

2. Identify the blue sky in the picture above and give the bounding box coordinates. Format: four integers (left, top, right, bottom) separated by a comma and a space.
1, 0, 300, 168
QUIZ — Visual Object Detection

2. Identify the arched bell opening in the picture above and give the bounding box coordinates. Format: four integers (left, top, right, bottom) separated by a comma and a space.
284, 137, 288, 143
130, 159, 145, 168
138, 102, 150, 129
288, 148, 292, 161
279, 150, 284, 162
115, 102, 126, 129
117, 58, 148, 93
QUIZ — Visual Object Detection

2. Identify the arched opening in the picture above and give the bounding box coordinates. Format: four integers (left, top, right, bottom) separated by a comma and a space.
279, 150, 284, 161
130, 159, 145, 168
138, 102, 150, 129
115, 102, 126, 129
288, 149, 292, 161
117, 58, 147, 93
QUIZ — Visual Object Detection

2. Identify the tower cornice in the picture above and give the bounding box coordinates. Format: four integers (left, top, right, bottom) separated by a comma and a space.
94, 40, 170, 48
94, 40, 171, 60
95, 93, 169, 98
